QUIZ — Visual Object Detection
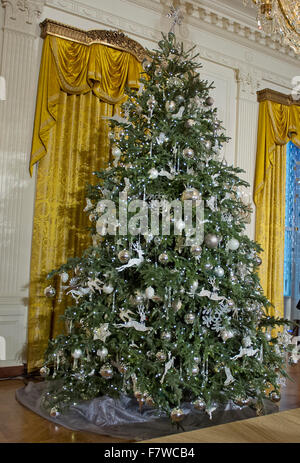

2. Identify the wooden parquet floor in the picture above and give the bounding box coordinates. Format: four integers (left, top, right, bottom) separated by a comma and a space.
0, 362, 300, 443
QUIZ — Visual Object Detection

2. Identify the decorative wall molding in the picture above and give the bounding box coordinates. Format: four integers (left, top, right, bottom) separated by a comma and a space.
40, 18, 147, 61
1, 0, 45, 35
257, 88, 300, 106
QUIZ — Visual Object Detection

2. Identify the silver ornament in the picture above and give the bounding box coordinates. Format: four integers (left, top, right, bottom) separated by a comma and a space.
181, 188, 201, 201
71, 348, 83, 359
111, 146, 122, 158
205, 96, 214, 106
204, 140, 212, 150
118, 249, 131, 263
214, 266, 225, 278
265, 332, 272, 341
97, 347, 108, 359
142, 59, 152, 71
175, 95, 185, 105
269, 391, 281, 402
102, 284, 114, 294
158, 253, 169, 264
161, 331, 172, 341
227, 238, 240, 251
204, 234, 219, 249
193, 356, 201, 364
184, 313, 195, 324
193, 398, 206, 410
156, 351, 167, 362
171, 408, 185, 422
165, 100, 176, 113
204, 262, 214, 271
183, 147, 194, 159
191, 245, 202, 256
172, 299, 182, 312
255, 256, 262, 266
44, 286, 56, 298
100, 364, 113, 379
40, 366, 50, 377
191, 365, 199, 376
220, 330, 234, 342
145, 286, 155, 299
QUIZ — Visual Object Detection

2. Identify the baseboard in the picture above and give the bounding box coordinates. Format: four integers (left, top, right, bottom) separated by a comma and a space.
0, 364, 26, 378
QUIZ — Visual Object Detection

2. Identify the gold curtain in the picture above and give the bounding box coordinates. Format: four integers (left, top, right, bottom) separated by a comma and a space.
254, 99, 300, 323
27, 35, 142, 372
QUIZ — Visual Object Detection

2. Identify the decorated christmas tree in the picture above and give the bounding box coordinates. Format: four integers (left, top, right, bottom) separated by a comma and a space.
40, 30, 293, 422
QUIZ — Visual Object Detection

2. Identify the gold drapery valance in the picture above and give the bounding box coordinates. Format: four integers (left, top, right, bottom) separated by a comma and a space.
254, 89, 300, 324
30, 21, 144, 175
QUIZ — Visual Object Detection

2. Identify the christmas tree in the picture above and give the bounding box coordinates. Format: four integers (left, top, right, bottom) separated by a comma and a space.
40, 31, 292, 422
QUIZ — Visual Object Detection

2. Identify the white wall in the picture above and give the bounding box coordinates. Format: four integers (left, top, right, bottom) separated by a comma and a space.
0, 0, 299, 366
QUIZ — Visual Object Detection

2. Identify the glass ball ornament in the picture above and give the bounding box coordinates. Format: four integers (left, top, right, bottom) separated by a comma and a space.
205, 96, 214, 106
220, 330, 234, 342
182, 147, 194, 159
227, 299, 235, 308
71, 348, 83, 359
142, 59, 152, 71
172, 299, 182, 312
265, 331, 272, 342
190, 245, 202, 256
165, 100, 176, 113
100, 364, 114, 379
158, 253, 169, 265
170, 408, 185, 422
181, 188, 201, 201
255, 256, 262, 266
102, 284, 114, 294
204, 262, 214, 271
118, 249, 131, 263
111, 146, 122, 158
97, 347, 108, 359
145, 286, 155, 299
214, 266, 225, 278
269, 391, 281, 402
44, 286, 56, 298
204, 234, 219, 249
156, 351, 167, 362
193, 356, 201, 364
184, 313, 195, 324
175, 94, 185, 105
191, 365, 199, 376
161, 331, 172, 341
40, 366, 50, 377
227, 238, 240, 251
193, 398, 206, 411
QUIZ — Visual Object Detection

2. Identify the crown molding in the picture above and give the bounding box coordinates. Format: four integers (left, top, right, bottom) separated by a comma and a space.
257, 88, 300, 106
40, 18, 147, 61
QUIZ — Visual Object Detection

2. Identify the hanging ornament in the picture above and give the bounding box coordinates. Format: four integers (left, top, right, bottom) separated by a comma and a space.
190, 365, 199, 376
44, 286, 56, 298
190, 245, 202, 256
100, 364, 114, 379
227, 299, 235, 308
175, 95, 185, 105
184, 313, 195, 324
204, 262, 214, 271
185, 119, 195, 128
255, 256, 262, 266
118, 249, 131, 263
214, 266, 225, 278
59, 272, 69, 283
269, 391, 281, 402
265, 331, 272, 342
170, 408, 185, 422
220, 330, 234, 342
156, 351, 167, 362
193, 356, 201, 364
204, 140, 212, 150
161, 331, 172, 341
71, 349, 83, 359
145, 286, 155, 299
204, 234, 219, 249
205, 96, 214, 106
142, 59, 152, 71
158, 253, 169, 264
182, 147, 194, 159
194, 398, 206, 411
165, 100, 176, 113
97, 347, 108, 360
181, 188, 201, 201
111, 146, 122, 158
172, 299, 182, 312
40, 366, 50, 377
227, 238, 240, 251
102, 284, 114, 294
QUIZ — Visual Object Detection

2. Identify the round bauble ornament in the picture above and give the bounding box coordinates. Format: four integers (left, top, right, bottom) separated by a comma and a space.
171, 408, 185, 422
269, 391, 281, 402
230, 275, 239, 284
102, 284, 114, 294
205, 96, 214, 106
190, 280, 199, 292
165, 100, 176, 113
220, 330, 234, 342
44, 286, 56, 298
227, 238, 240, 251
190, 365, 199, 376
145, 286, 155, 299
193, 356, 201, 364
111, 146, 122, 158
142, 59, 152, 71
149, 168, 159, 179
184, 313, 195, 325
204, 262, 214, 271
227, 299, 235, 308
155, 68, 162, 78
221, 157, 228, 166
172, 299, 182, 312
161, 331, 172, 342
71, 348, 83, 359
204, 234, 219, 249
50, 407, 60, 418
147, 96, 157, 110
255, 256, 262, 266
97, 347, 108, 359
182, 147, 194, 159
158, 253, 169, 265
118, 249, 131, 263
40, 366, 50, 377
156, 351, 167, 362
100, 364, 113, 379
175, 94, 185, 105
194, 398, 206, 411
214, 266, 225, 278
191, 245, 202, 256
265, 332, 272, 342
186, 119, 195, 128
181, 188, 201, 201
